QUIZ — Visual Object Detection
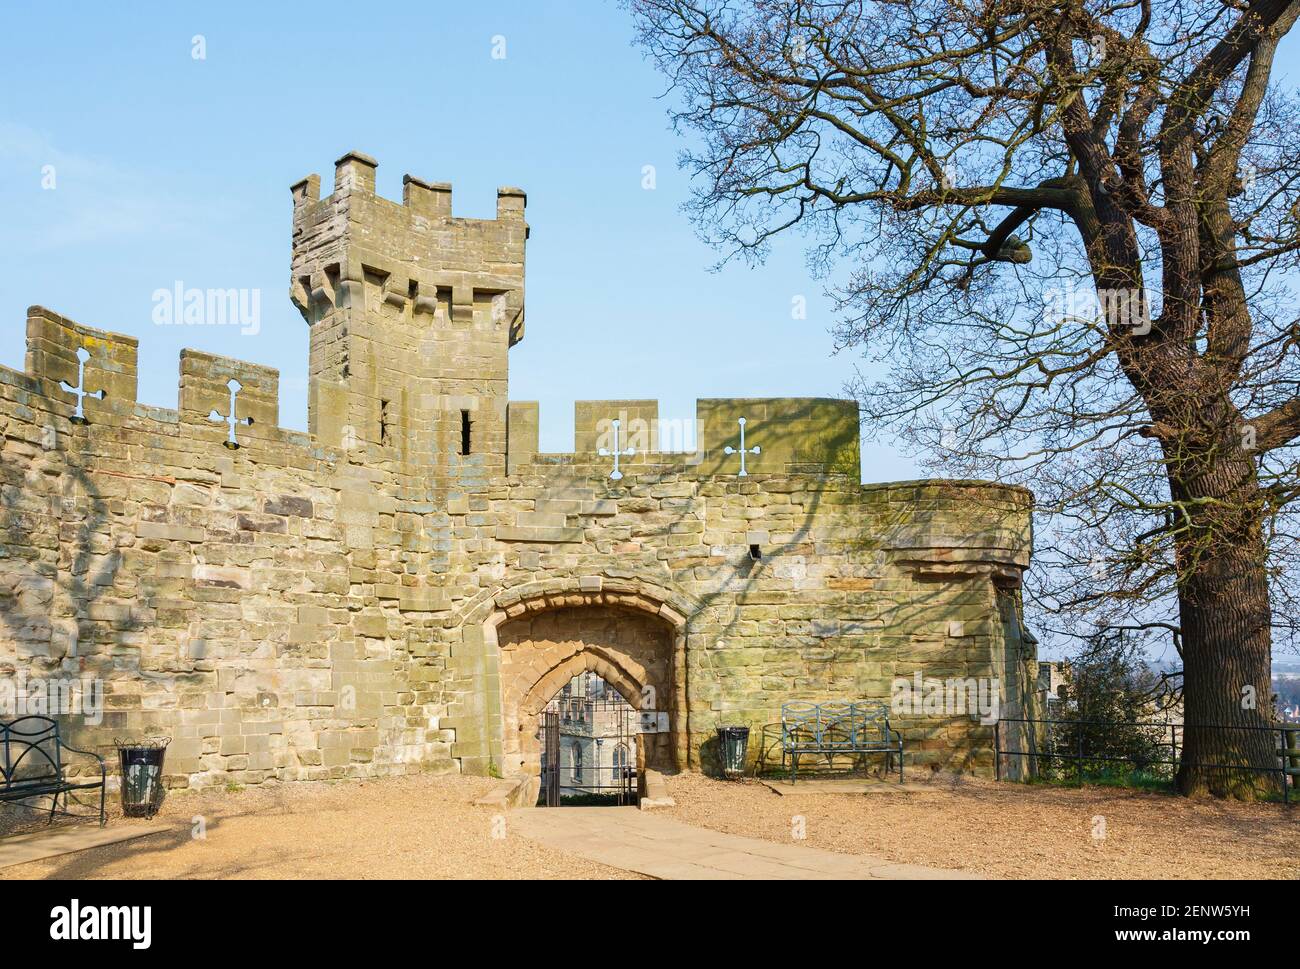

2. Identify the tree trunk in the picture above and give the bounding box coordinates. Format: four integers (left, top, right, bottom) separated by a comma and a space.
1172, 454, 1278, 799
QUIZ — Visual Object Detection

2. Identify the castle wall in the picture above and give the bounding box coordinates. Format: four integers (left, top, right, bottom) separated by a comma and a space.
1, 308, 453, 785
0, 156, 1037, 791
448, 443, 1033, 778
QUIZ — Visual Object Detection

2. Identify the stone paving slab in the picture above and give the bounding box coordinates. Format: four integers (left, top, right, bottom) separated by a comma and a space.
0, 822, 171, 870
511, 807, 981, 880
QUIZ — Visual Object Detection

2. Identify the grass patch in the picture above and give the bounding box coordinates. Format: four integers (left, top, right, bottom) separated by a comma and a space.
1023, 767, 1175, 794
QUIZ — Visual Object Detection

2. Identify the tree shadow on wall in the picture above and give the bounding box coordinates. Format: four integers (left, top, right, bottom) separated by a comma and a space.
0, 429, 138, 753
636, 416, 1024, 779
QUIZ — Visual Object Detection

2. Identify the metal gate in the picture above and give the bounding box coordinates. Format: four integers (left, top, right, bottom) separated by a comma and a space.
538, 690, 638, 807
541, 708, 561, 808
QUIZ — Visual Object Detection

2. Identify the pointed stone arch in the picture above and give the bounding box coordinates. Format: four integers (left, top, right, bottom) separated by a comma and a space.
473, 584, 691, 783
519, 646, 647, 721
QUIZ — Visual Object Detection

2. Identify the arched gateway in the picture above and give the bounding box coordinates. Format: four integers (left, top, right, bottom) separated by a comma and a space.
477, 584, 690, 789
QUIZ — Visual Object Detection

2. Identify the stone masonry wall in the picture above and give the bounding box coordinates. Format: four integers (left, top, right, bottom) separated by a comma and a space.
0, 153, 1036, 791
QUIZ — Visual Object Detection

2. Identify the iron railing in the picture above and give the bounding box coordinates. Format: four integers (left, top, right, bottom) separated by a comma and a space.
994, 717, 1300, 804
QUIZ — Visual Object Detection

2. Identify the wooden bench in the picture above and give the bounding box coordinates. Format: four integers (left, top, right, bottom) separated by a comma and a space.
1, 716, 106, 826
781, 701, 904, 784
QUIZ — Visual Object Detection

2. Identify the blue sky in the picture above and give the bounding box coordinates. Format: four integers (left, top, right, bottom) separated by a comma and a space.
0, 1, 912, 480
2, 4, 1297, 488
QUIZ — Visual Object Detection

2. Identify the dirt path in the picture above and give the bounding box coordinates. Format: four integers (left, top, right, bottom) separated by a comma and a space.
2, 774, 638, 880
663, 772, 1300, 879
511, 805, 978, 879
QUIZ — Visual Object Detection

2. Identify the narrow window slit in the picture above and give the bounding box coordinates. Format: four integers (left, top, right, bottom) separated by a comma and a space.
460, 410, 472, 455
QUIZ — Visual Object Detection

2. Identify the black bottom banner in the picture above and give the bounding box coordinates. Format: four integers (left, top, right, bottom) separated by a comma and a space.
3, 877, 1286, 954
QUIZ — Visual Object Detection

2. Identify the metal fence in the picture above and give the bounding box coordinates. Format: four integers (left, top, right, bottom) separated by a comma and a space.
994, 717, 1300, 803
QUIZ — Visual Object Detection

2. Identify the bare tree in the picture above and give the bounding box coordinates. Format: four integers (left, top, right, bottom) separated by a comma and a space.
628, 0, 1300, 797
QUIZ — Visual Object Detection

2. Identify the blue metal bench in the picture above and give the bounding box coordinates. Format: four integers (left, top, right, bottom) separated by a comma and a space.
781, 701, 904, 783
1, 716, 106, 826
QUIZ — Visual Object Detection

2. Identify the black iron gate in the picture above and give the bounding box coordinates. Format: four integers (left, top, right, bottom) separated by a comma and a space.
541, 708, 561, 808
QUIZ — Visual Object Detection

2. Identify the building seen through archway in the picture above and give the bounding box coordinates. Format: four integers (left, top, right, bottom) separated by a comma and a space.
538, 673, 638, 806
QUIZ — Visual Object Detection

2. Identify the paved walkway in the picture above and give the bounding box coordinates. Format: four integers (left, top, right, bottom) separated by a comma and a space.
0, 821, 170, 871
511, 807, 980, 880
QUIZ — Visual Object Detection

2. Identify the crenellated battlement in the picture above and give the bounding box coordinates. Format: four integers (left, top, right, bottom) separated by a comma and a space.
26, 306, 139, 423
7, 307, 865, 478
289, 151, 528, 223
289, 151, 527, 339
508, 397, 862, 477
7, 306, 315, 460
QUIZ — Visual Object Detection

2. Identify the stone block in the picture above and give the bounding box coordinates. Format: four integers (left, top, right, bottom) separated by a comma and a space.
264, 495, 314, 518
494, 525, 584, 543
574, 400, 659, 454
137, 521, 205, 543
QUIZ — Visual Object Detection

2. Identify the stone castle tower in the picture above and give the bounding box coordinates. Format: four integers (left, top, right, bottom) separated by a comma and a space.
0, 152, 1039, 790
289, 151, 525, 477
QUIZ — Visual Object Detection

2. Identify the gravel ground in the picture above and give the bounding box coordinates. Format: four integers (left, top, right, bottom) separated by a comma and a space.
2, 773, 639, 880
663, 771, 1300, 879
6, 770, 1292, 879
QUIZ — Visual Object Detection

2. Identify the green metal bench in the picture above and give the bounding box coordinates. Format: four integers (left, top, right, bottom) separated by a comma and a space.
781, 701, 904, 784
1, 716, 106, 825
